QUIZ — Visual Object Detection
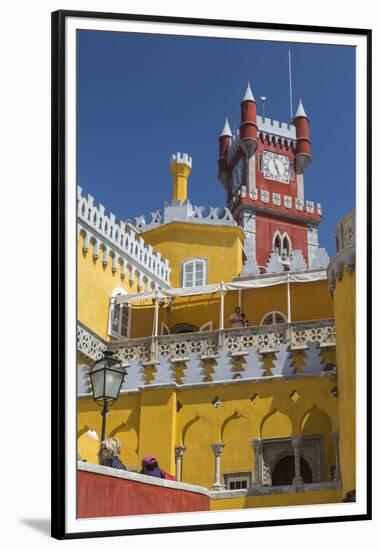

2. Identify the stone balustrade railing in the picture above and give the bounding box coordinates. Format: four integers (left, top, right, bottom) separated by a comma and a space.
77, 319, 335, 368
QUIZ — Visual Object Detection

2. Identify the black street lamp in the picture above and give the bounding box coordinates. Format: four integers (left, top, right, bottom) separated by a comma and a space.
89, 349, 126, 443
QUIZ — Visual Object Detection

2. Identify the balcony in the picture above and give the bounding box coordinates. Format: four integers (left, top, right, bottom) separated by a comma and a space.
78, 319, 335, 366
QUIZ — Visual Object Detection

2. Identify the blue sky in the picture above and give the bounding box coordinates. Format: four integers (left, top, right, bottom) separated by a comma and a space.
77, 30, 355, 257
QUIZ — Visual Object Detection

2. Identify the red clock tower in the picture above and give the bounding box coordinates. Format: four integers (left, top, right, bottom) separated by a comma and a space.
218, 83, 324, 275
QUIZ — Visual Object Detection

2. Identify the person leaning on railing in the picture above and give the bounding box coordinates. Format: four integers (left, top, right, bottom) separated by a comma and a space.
98, 437, 127, 470
229, 306, 245, 328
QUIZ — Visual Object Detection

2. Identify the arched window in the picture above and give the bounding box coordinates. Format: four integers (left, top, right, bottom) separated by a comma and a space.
282, 234, 291, 259
274, 234, 282, 255
109, 288, 131, 339
261, 311, 287, 326
181, 258, 208, 288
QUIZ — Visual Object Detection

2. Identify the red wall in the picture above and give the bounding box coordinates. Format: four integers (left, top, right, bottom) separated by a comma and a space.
77, 470, 210, 518
255, 212, 308, 269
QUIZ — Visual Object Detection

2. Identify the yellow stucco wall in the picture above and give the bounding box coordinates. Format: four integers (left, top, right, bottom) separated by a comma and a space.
128, 279, 334, 339
333, 269, 356, 498
77, 232, 140, 340
142, 222, 244, 287
211, 488, 342, 510
78, 374, 338, 493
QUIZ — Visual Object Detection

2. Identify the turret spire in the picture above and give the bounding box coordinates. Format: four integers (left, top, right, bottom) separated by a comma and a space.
242, 82, 255, 103
220, 117, 232, 137
294, 98, 308, 119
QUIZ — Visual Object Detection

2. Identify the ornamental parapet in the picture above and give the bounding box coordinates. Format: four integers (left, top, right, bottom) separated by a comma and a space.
77, 186, 171, 288
135, 201, 237, 233
77, 319, 336, 394
327, 209, 355, 295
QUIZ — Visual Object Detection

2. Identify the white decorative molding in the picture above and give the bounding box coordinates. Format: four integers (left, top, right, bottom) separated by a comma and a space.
272, 193, 281, 206
306, 224, 320, 269
170, 152, 192, 168
312, 248, 330, 270
284, 195, 292, 209
261, 190, 270, 203
122, 359, 146, 391
257, 116, 296, 142
77, 322, 107, 364
289, 250, 307, 272
135, 201, 237, 232
302, 342, 326, 374
182, 352, 206, 385
76, 318, 336, 393
77, 364, 91, 395
266, 252, 283, 274
212, 349, 235, 382
240, 209, 260, 276
327, 209, 355, 295
305, 200, 315, 214
240, 347, 266, 378
270, 343, 295, 376
77, 186, 171, 287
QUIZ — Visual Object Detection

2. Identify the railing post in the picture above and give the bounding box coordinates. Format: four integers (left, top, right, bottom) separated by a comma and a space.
211, 443, 225, 491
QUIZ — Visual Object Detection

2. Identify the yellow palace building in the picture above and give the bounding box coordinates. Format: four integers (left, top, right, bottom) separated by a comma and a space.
77, 87, 356, 510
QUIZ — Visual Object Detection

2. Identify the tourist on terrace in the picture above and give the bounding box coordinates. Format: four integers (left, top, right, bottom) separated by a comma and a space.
98, 437, 127, 471
229, 306, 245, 328
140, 455, 176, 480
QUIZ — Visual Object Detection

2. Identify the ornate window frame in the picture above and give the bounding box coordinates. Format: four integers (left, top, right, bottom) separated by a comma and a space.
261, 436, 324, 486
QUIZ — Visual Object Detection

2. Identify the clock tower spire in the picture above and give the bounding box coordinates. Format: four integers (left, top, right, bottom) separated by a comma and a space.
217, 86, 327, 275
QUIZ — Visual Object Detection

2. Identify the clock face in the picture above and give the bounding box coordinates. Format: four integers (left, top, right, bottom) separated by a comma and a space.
263, 151, 290, 183
232, 158, 244, 193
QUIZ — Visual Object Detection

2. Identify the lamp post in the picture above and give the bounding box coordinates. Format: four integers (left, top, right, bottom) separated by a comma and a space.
89, 349, 126, 443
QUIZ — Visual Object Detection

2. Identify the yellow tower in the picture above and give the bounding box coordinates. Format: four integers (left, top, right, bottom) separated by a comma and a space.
170, 152, 192, 204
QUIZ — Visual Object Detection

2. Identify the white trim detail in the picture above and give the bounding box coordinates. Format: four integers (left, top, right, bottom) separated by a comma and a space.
108, 288, 132, 340
260, 311, 287, 326
181, 258, 208, 288
77, 186, 171, 287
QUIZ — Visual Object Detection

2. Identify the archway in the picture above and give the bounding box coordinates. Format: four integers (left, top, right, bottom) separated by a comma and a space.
271, 454, 312, 486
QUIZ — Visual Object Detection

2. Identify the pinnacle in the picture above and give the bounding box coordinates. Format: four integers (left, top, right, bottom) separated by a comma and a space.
220, 117, 232, 137
294, 98, 308, 119
242, 82, 255, 103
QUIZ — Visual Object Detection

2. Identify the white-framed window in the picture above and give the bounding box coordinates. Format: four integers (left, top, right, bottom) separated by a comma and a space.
261, 311, 287, 325
272, 231, 292, 261
223, 471, 252, 490
181, 258, 208, 288
108, 288, 131, 339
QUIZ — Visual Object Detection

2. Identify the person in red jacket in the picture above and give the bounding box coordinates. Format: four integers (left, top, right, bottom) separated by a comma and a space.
140, 455, 176, 480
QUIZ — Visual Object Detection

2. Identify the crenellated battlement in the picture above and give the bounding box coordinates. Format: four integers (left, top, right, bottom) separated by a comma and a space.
170, 152, 192, 168
77, 186, 171, 288
257, 116, 296, 140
